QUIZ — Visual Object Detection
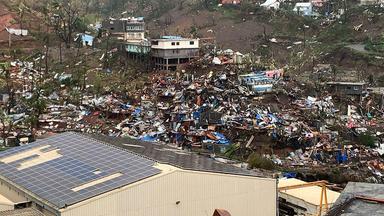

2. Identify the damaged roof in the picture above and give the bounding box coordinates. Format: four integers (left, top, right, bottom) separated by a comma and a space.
0, 208, 46, 216
88, 134, 269, 177
326, 182, 384, 216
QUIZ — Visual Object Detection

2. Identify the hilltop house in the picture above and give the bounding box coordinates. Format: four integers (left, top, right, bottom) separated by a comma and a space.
151, 36, 200, 71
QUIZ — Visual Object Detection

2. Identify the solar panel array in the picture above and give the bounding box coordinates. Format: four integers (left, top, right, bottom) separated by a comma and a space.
0, 132, 161, 208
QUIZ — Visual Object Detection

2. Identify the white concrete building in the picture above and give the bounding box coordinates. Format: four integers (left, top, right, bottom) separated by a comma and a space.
360, 0, 384, 5
151, 36, 200, 71
293, 2, 314, 16
0, 132, 277, 216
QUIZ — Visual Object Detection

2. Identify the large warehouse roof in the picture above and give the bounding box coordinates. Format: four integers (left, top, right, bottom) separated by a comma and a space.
90, 134, 268, 177
0, 132, 161, 209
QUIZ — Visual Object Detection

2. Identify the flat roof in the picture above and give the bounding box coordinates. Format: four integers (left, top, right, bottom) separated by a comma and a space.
279, 178, 340, 206
0, 132, 161, 209
152, 37, 199, 41
88, 134, 271, 177
326, 82, 366, 86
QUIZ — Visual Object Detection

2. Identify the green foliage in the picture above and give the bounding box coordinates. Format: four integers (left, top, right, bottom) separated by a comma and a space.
192, 0, 219, 11
93, 73, 103, 96
190, 26, 198, 37
365, 37, 384, 53
358, 132, 376, 148
224, 143, 240, 158
221, 6, 238, 19
318, 23, 353, 43
247, 153, 275, 170
75, 18, 90, 33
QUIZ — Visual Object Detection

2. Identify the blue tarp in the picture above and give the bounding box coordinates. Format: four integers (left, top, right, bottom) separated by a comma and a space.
80, 34, 94, 46
212, 132, 230, 145
336, 151, 348, 164
140, 134, 157, 142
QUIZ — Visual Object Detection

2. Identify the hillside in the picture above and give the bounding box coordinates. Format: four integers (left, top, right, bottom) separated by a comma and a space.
1, 0, 384, 83
147, 3, 384, 78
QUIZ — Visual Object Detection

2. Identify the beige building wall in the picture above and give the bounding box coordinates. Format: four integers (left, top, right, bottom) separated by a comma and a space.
0, 180, 28, 204
61, 165, 276, 216
0, 179, 30, 212
0, 203, 13, 212
152, 39, 199, 49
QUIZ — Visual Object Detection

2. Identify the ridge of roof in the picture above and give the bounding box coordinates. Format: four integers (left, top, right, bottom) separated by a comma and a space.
87, 133, 273, 178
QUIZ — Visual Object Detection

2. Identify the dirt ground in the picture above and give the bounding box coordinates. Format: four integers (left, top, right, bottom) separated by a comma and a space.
148, 8, 274, 53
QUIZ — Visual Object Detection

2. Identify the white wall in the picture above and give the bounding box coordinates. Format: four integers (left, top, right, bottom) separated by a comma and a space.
124, 32, 145, 41
152, 39, 199, 49
61, 168, 276, 216
0, 179, 30, 212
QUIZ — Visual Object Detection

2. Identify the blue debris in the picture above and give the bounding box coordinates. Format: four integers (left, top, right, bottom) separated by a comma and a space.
283, 172, 297, 179
133, 108, 142, 116
212, 132, 230, 145
139, 134, 157, 142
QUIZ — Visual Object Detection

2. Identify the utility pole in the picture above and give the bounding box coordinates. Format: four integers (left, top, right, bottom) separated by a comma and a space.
8, 32, 11, 48
343, 0, 347, 24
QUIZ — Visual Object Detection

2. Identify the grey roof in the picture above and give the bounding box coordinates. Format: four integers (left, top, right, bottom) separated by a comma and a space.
0, 132, 160, 209
326, 82, 366, 86
0, 208, 46, 216
326, 182, 384, 216
88, 134, 269, 177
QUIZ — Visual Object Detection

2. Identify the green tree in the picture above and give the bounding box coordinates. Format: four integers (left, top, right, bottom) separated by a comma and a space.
23, 88, 47, 138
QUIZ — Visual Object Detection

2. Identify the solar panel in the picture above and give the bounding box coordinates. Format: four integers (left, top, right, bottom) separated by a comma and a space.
0, 132, 161, 208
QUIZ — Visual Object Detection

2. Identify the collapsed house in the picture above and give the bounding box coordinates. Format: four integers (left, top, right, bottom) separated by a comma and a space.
239, 69, 284, 93
326, 82, 367, 96
325, 182, 384, 216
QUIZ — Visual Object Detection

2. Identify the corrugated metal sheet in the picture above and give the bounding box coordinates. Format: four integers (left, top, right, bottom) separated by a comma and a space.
61, 168, 276, 216
0, 208, 46, 216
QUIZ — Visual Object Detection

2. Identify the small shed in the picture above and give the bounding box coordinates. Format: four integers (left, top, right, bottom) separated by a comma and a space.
293, 2, 314, 16
75, 33, 94, 47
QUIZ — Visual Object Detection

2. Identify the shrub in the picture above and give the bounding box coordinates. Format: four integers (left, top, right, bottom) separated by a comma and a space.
358, 132, 376, 148
248, 153, 275, 170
